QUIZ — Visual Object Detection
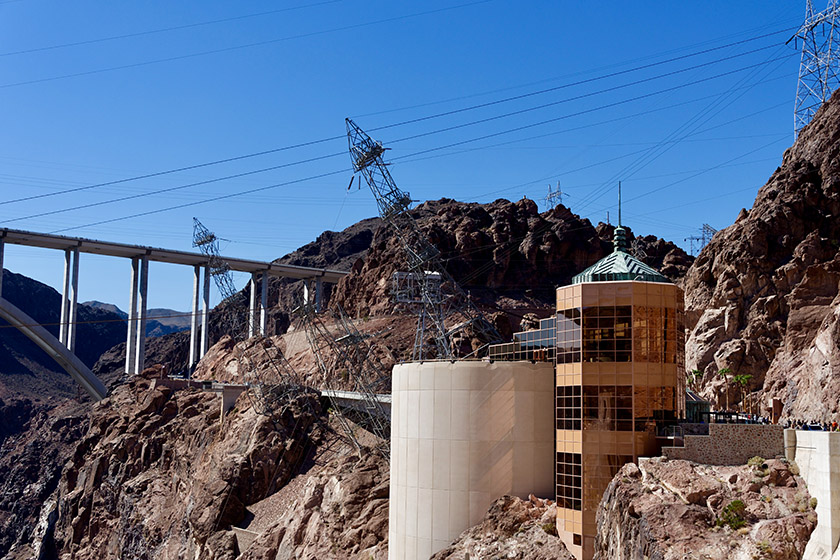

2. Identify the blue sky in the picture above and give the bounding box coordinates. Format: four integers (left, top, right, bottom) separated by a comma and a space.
0, 0, 809, 310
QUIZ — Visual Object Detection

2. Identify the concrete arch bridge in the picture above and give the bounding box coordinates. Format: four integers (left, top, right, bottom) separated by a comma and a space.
0, 228, 347, 401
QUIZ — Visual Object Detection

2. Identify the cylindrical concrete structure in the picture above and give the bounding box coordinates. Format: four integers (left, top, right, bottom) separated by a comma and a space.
388, 360, 555, 560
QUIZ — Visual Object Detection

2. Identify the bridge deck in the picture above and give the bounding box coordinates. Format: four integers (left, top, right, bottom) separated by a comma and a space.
0, 228, 348, 282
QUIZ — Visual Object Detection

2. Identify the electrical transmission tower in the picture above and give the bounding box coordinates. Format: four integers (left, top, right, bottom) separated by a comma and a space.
192, 218, 309, 418
631, 238, 648, 261
297, 302, 391, 459
684, 223, 718, 256
193, 218, 238, 301
346, 118, 502, 360
792, 0, 840, 136
543, 181, 567, 210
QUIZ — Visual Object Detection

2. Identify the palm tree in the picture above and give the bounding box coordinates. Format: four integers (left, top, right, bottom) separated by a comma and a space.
732, 374, 753, 412
718, 367, 732, 411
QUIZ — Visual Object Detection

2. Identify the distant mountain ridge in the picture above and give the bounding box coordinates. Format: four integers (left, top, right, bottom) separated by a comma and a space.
83, 300, 191, 337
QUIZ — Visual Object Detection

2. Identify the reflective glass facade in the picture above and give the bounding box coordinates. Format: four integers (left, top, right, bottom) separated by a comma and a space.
490, 279, 686, 560
555, 281, 685, 560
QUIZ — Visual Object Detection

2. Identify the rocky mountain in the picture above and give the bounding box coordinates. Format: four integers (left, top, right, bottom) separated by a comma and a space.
595, 457, 816, 560
83, 301, 191, 338
685, 88, 840, 420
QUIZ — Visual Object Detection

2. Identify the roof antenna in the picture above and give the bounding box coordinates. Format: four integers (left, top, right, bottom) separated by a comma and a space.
618, 181, 622, 227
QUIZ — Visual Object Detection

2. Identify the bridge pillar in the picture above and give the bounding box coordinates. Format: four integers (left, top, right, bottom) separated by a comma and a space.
59, 249, 71, 346
125, 257, 139, 375
201, 264, 210, 358
248, 272, 257, 338
134, 255, 149, 374
0, 237, 5, 298
303, 277, 323, 313
260, 272, 268, 336
67, 247, 80, 353
189, 264, 200, 370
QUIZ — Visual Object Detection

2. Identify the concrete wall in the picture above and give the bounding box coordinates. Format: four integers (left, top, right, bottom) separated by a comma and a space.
662, 424, 784, 465
786, 430, 840, 560
388, 361, 555, 560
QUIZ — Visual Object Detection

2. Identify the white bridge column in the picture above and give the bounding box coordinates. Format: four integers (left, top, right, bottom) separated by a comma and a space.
303, 277, 323, 313
125, 257, 139, 375
0, 237, 5, 298
134, 255, 149, 374
67, 247, 80, 353
200, 264, 210, 358
59, 249, 71, 346
260, 272, 268, 336
189, 264, 201, 370
248, 272, 257, 338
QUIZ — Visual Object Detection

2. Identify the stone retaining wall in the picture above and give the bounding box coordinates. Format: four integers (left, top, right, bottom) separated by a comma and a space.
662, 424, 784, 465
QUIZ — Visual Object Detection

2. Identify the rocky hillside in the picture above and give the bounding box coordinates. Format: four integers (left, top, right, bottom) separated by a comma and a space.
685, 89, 840, 419
2, 365, 389, 560
332, 198, 691, 319
431, 495, 573, 560
595, 457, 816, 560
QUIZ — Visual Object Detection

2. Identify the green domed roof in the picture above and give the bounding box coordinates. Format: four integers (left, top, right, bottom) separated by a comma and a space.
572, 226, 671, 285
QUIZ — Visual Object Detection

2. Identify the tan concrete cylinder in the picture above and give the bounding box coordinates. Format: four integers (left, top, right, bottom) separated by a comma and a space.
388, 360, 555, 560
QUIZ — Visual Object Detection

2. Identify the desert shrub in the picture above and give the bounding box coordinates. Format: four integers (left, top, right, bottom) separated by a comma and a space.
747, 456, 765, 468
716, 499, 747, 530
541, 522, 557, 536
757, 540, 773, 555
810, 497, 818, 509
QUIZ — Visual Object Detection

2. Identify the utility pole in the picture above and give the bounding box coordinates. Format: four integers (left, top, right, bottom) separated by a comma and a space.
791, 0, 840, 136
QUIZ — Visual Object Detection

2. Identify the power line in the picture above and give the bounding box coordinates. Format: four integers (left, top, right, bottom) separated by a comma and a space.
374, 30, 795, 134
352, 18, 800, 119
7, 55, 791, 234
0, 25, 794, 209
0, 0, 495, 90
572, 46, 791, 213
0, 0, 344, 57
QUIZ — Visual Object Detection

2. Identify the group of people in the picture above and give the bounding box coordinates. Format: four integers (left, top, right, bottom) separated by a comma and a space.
783, 419, 840, 431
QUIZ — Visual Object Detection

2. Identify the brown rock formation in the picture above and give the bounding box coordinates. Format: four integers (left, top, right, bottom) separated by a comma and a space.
431, 495, 573, 560
684, 89, 840, 418
46, 370, 324, 559
237, 452, 389, 560
331, 198, 691, 320
594, 458, 816, 560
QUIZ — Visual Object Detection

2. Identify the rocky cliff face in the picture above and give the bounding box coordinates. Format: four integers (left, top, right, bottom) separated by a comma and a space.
684, 89, 840, 418
0, 400, 88, 558
431, 495, 573, 560
595, 458, 816, 560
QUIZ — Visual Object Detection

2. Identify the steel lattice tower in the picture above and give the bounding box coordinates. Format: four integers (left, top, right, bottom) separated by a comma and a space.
346, 118, 502, 360
793, 0, 840, 136
192, 218, 309, 418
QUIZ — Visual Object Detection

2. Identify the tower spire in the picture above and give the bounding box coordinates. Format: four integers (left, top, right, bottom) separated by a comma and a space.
614, 181, 627, 253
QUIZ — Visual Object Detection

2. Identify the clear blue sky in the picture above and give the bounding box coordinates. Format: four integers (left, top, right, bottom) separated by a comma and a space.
0, 0, 807, 310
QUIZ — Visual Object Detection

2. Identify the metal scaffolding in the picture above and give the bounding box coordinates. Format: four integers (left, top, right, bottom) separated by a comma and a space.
346, 118, 502, 360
